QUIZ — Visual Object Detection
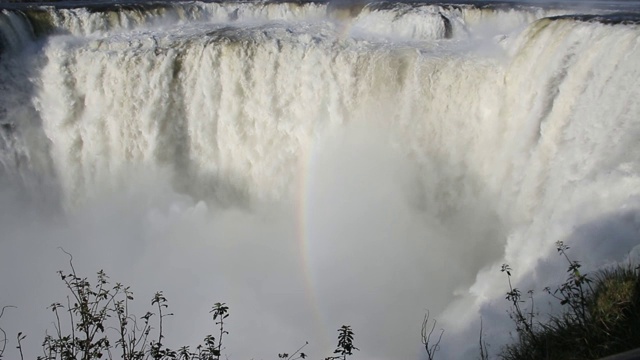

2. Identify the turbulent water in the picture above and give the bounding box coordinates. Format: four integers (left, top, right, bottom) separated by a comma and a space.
1, 0, 640, 358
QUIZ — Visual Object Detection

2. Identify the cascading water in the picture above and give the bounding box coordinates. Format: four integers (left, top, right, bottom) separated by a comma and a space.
1, 1, 639, 359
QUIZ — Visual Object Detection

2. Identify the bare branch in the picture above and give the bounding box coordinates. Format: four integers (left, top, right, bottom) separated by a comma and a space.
0, 305, 16, 357
422, 310, 444, 360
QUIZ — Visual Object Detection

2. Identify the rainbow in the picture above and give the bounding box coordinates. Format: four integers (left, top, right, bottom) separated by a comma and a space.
295, 138, 333, 353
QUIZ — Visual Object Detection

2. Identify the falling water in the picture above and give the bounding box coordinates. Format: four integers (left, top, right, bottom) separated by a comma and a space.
1, 1, 640, 358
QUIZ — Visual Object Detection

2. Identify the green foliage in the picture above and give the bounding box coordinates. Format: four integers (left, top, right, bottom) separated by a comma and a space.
500, 263, 538, 352
209, 303, 228, 360
16, 250, 236, 360
4, 241, 640, 360
499, 241, 640, 360
0, 251, 368, 360
324, 325, 358, 360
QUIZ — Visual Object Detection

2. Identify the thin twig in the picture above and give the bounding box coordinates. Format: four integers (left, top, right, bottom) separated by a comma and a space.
287, 341, 308, 360
422, 310, 444, 360
0, 306, 16, 357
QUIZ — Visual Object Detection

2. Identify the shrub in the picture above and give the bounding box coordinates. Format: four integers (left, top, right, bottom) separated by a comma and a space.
499, 241, 640, 360
1, 250, 359, 360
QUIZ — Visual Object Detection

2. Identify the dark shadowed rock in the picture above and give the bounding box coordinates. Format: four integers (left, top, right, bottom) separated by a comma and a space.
601, 348, 640, 360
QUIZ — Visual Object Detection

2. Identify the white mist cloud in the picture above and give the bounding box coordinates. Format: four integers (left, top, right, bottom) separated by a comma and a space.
0, 121, 509, 360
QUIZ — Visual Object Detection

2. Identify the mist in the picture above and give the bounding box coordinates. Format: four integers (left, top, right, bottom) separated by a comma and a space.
0, 119, 506, 360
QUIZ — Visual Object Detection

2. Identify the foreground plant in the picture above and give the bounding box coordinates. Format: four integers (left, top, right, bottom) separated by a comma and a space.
500, 241, 640, 360
1, 250, 369, 360
421, 310, 443, 360
278, 341, 308, 360
30, 250, 228, 360
0, 305, 16, 359
325, 325, 358, 360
